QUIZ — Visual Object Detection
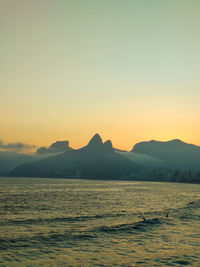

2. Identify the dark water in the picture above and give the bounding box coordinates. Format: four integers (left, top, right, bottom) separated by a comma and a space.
0, 178, 200, 266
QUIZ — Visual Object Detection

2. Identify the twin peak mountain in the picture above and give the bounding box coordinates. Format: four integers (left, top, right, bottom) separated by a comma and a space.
11, 134, 134, 179
83, 134, 113, 152
10, 133, 200, 181
36, 133, 114, 154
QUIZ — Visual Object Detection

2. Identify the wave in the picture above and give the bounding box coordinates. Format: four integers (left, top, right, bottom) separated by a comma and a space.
0, 231, 97, 251
139, 199, 200, 221
1, 199, 199, 252
2, 198, 199, 227
0, 218, 164, 252
166, 199, 200, 220
186, 199, 200, 208
95, 218, 162, 234
0, 212, 127, 226
92, 199, 200, 234
0, 216, 167, 252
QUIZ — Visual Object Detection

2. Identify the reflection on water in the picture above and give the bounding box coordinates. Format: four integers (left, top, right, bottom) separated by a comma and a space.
0, 178, 200, 266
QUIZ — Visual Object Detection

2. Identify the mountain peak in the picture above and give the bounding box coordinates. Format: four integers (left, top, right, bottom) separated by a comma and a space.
103, 140, 114, 152
88, 133, 103, 146
36, 140, 71, 154
49, 140, 69, 150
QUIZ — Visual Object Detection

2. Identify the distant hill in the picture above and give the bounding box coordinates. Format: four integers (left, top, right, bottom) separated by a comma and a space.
0, 139, 75, 176
0, 151, 33, 176
0, 151, 62, 176
36, 140, 73, 154
117, 151, 165, 168
131, 139, 200, 171
10, 134, 140, 179
6, 136, 200, 183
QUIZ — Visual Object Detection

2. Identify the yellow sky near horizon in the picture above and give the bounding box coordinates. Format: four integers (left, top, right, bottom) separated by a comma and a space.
1, 0, 200, 151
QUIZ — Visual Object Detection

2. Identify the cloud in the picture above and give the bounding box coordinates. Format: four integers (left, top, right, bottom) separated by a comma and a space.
0, 140, 36, 152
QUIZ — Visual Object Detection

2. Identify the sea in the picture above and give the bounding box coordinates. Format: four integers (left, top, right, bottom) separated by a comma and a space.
0, 177, 200, 266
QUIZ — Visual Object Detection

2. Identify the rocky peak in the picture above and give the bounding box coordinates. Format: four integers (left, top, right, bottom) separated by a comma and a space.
49, 141, 69, 151
103, 140, 114, 152
87, 133, 103, 146
36, 140, 71, 154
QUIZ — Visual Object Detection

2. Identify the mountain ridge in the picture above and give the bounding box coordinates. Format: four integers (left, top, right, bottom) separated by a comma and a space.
131, 139, 200, 171
9, 134, 139, 179
4, 134, 200, 183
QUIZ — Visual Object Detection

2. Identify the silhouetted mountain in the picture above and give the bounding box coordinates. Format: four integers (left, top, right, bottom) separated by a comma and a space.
117, 151, 165, 168
131, 139, 200, 171
10, 134, 140, 179
87, 133, 102, 146
36, 140, 72, 154
0, 152, 33, 176
0, 151, 59, 176
6, 135, 200, 183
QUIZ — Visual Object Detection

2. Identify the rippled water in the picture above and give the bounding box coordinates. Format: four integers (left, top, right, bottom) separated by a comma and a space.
0, 178, 200, 266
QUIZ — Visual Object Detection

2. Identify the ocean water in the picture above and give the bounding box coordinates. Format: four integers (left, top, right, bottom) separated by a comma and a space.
0, 178, 200, 266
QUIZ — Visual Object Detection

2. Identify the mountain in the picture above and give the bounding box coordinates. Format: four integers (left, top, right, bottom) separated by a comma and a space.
117, 151, 165, 168
0, 139, 71, 176
0, 151, 33, 176
36, 140, 72, 154
131, 139, 200, 171
0, 151, 60, 176
10, 134, 140, 179
7, 136, 200, 183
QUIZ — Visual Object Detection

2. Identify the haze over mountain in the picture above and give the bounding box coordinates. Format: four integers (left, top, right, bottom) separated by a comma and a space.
0, 140, 71, 176
0, 151, 62, 176
1, 134, 200, 183
117, 151, 165, 169
36, 140, 73, 154
131, 139, 200, 171
0, 152, 33, 176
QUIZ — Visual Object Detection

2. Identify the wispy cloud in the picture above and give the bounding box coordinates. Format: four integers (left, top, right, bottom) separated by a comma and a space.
0, 140, 36, 152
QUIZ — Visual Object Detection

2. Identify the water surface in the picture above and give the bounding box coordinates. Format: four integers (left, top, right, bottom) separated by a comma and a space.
0, 177, 200, 266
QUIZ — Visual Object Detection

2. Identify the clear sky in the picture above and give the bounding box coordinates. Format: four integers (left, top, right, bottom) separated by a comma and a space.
1, 0, 200, 151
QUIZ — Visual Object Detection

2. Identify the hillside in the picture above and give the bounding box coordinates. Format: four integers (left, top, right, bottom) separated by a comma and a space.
10, 134, 140, 179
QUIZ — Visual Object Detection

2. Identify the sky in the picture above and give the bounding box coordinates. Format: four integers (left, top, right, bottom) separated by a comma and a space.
1, 0, 200, 151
